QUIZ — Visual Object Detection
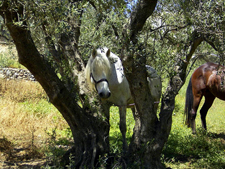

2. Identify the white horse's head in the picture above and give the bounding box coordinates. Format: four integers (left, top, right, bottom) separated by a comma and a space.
85, 47, 112, 99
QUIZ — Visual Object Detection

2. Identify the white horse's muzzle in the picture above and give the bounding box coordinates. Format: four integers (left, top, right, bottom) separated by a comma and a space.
91, 73, 111, 99
98, 88, 111, 99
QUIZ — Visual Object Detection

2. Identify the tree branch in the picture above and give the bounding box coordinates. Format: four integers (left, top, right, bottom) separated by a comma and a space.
129, 0, 157, 43
88, 0, 97, 10
186, 31, 204, 62
204, 38, 218, 51
151, 24, 189, 33
41, 22, 63, 63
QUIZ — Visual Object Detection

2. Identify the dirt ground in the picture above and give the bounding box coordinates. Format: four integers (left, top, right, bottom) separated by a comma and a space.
0, 43, 71, 169
0, 43, 47, 168
0, 138, 47, 169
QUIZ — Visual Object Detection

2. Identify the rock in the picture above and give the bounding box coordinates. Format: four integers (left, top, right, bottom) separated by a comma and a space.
0, 68, 36, 81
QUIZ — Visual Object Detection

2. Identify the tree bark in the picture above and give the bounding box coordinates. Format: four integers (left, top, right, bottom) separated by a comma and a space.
0, 2, 109, 168
0, 0, 207, 168
122, 0, 166, 167
121, 0, 204, 168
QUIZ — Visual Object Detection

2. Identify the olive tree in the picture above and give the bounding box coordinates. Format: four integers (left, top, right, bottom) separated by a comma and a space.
0, 0, 224, 168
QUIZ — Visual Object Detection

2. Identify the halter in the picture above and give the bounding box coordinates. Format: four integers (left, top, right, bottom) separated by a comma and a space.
90, 73, 109, 91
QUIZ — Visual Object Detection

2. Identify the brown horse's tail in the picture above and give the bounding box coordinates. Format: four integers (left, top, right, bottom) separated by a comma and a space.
184, 76, 193, 127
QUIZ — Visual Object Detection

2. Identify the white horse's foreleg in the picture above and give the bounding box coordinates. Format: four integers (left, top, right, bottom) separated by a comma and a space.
119, 106, 127, 152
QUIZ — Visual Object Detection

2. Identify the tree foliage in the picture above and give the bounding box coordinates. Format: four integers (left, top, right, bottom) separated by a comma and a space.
138, 0, 224, 77
0, 0, 224, 168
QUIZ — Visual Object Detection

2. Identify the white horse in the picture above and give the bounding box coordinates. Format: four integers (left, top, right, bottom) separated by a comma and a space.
85, 47, 162, 151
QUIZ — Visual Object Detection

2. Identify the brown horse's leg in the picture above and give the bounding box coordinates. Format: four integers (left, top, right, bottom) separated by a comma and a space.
191, 95, 202, 134
200, 92, 215, 131
119, 106, 127, 153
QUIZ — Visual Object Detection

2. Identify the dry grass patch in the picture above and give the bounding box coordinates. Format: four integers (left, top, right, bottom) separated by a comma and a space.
0, 79, 70, 165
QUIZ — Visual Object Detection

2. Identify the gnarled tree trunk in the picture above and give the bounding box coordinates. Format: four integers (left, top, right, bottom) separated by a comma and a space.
0, 1, 109, 168
0, 0, 206, 168
121, 0, 203, 168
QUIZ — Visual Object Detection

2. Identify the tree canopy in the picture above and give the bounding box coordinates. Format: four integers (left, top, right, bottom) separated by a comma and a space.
0, 0, 224, 168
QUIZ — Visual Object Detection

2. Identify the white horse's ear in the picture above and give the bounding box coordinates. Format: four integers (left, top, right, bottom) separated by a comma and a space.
106, 49, 110, 57
92, 49, 97, 58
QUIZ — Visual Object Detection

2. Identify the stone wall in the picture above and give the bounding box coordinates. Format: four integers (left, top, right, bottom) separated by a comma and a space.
0, 68, 35, 81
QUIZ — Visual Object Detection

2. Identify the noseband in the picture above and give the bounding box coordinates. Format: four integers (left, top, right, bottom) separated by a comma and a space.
90, 73, 109, 91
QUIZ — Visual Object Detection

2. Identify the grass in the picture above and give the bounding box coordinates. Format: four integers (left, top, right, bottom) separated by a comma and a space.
107, 76, 225, 168
0, 44, 73, 167
1, 45, 225, 168
1, 77, 225, 168
163, 80, 225, 169
0, 79, 71, 166
109, 106, 134, 154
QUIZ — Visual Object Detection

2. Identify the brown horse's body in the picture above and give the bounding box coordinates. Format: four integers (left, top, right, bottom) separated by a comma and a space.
185, 62, 225, 134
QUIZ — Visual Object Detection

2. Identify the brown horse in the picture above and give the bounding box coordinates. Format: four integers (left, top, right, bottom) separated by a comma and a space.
185, 62, 225, 134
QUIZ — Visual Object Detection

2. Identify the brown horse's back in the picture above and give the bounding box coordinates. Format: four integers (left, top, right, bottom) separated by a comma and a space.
191, 62, 225, 100
205, 63, 225, 100
185, 62, 225, 133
